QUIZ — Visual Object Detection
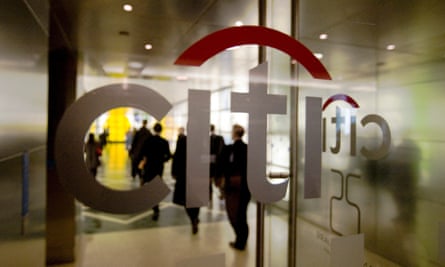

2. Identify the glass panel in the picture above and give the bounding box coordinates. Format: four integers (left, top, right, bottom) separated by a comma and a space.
72, 1, 261, 265
6, 0, 445, 266
297, 0, 445, 266
0, 1, 48, 266
265, 1, 293, 265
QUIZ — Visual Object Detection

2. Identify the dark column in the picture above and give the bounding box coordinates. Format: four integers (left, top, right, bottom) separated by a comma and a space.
288, 1, 300, 267
46, 1, 78, 265
256, 1, 266, 267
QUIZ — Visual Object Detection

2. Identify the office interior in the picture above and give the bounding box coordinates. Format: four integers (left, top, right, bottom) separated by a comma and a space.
1, 0, 445, 266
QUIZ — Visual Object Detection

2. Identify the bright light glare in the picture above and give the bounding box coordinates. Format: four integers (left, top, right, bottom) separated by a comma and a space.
123, 4, 133, 12
386, 44, 396, 50
235, 21, 243, 26
314, 53, 323, 59
319, 33, 328, 40
144, 44, 153, 50
226, 46, 240, 51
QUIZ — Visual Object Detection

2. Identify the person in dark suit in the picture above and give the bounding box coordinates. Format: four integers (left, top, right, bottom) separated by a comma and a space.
171, 127, 200, 234
84, 133, 101, 178
209, 124, 225, 209
140, 122, 171, 221
130, 119, 151, 180
222, 124, 250, 251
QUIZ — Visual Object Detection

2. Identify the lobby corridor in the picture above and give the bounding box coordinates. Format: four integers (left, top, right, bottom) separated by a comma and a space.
0, 143, 288, 267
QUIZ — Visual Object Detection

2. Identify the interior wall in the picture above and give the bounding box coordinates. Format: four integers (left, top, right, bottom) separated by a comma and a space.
295, 1, 445, 266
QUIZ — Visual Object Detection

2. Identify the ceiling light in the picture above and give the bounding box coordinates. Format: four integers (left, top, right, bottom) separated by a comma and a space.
386, 44, 396, 50
123, 4, 133, 12
314, 53, 323, 59
144, 44, 153, 50
128, 61, 143, 69
319, 33, 328, 40
235, 21, 243, 26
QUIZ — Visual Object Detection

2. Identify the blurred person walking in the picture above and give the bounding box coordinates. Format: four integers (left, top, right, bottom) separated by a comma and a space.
84, 133, 101, 178
209, 124, 225, 209
140, 122, 171, 220
171, 127, 201, 234
221, 124, 250, 251
130, 119, 151, 180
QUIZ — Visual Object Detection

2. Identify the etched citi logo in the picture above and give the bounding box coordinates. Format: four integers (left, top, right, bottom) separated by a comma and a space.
55, 26, 389, 214
174, 25, 332, 206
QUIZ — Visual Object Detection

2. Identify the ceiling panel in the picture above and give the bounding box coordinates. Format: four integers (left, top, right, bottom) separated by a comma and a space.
2, 0, 445, 85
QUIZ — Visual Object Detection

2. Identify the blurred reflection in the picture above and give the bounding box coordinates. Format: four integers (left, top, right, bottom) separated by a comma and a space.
387, 138, 420, 230
82, 107, 153, 192
366, 137, 420, 228
364, 136, 421, 265
83, 131, 136, 190
85, 142, 138, 191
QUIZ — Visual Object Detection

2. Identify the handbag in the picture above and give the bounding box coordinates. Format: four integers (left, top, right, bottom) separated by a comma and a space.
96, 147, 102, 156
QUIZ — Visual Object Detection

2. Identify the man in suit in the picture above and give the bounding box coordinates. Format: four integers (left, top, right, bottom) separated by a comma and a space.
209, 124, 225, 209
140, 122, 171, 220
129, 119, 151, 179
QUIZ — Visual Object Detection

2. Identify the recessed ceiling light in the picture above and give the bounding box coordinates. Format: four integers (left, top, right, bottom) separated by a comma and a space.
319, 33, 328, 40
386, 44, 396, 50
144, 44, 153, 50
123, 4, 133, 12
128, 61, 143, 69
235, 21, 243, 26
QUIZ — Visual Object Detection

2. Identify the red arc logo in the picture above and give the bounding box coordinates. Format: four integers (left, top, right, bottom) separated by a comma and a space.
175, 25, 332, 81
322, 94, 360, 110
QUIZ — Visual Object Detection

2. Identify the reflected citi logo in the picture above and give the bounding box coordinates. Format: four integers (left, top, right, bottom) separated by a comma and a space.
303, 92, 391, 199
319, 94, 391, 235
55, 26, 391, 214
321, 93, 391, 160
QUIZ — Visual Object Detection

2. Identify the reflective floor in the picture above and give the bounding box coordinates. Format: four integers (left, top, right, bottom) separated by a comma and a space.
83, 143, 242, 235
0, 143, 288, 267
0, 142, 410, 266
